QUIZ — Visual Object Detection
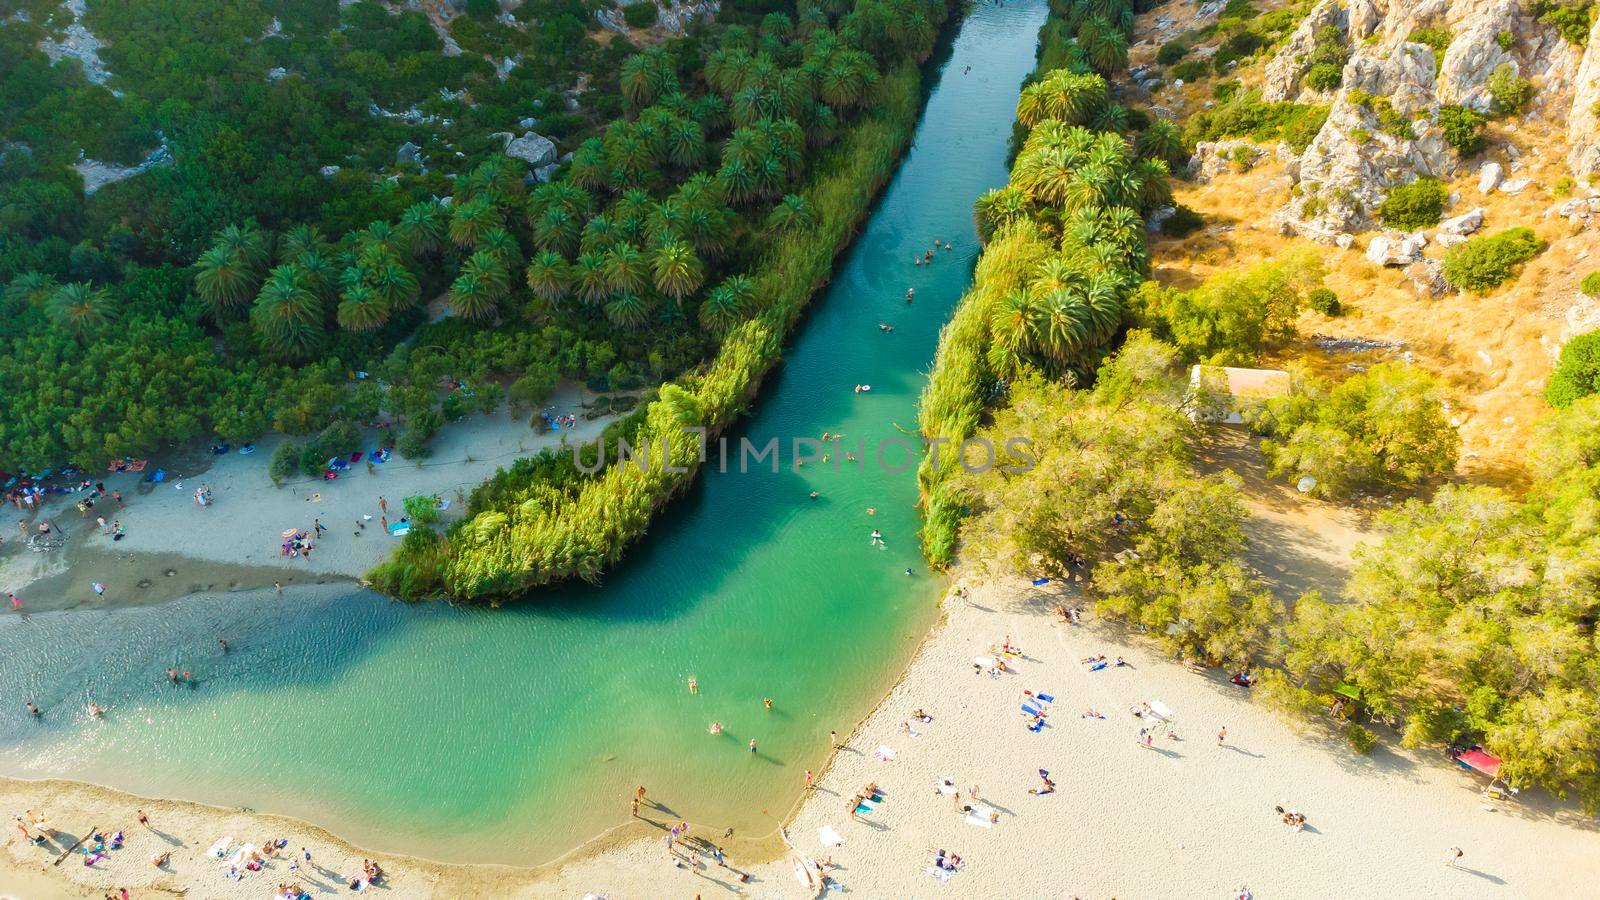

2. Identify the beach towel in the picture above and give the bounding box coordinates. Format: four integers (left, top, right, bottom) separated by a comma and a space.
1089, 661, 1108, 672
874, 745, 896, 762
1028, 718, 1045, 732
1031, 577, 1051, 586
148, 469, 165, 483
208, 837, 232, 858
855, 801, 874, 815
1021, 703, 1042, 716
389, 523, 411, 537
436, 498, 451, 511
239, 445, 255, 455
1035, 693, 1055, 703
974, 655, 995, 668
965, 806, 997, 828
818, 825, 844, 847
350, 451, 363, 463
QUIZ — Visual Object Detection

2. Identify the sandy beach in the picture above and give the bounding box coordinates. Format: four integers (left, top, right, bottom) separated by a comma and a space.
6, 570, 1599, 899
0, 385, 614, 610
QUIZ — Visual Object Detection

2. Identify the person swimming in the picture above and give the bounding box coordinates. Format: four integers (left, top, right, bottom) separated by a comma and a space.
709, 722, 723, 734
87, 701, 103, 718
687, 677, 699, 694
870, 529, 884, 546
25, 702, 39, 717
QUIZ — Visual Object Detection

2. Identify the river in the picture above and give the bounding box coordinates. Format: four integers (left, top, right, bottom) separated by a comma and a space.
0, 0, 1048, 866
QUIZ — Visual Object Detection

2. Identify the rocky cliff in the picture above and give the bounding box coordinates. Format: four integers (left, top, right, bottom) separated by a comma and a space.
1261, 0, 1596, 241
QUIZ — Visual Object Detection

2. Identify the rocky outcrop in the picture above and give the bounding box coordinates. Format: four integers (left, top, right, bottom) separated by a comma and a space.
1367, 230, 1426, 265
1550, 194, 1600, 228
1404, 258, 1450, 295
1262, 0, 1346, 103
1436, 0, 1516, 110
1188, 140, 1267, 182
1567, 16, 1600, 178
1477, 161, 1504, 193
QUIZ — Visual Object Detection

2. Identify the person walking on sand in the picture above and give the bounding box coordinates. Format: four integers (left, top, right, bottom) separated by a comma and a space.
637, 785, 648, 804
379, 496, 389, 515
1447, 846, 1463, 868
137, 809, 149, 829
805, 770, 814, 790
749, 738, 758, 752
112, 489, 123, 509
830, 730, 838, 748
274, 581, 282, 594
1218, 726, 1227, 746
631, 797, 640, 817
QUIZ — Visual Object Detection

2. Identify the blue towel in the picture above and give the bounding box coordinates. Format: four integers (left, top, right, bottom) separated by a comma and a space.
1036, 693, 1055, 703
1031, 577, 1051, 586
1027, 718, 1044, 732
1021, 703, 1042, 716
1089, 661, 1108, 672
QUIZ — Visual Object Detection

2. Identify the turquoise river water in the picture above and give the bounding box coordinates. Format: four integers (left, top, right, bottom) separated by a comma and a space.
0, 0, 1047, 866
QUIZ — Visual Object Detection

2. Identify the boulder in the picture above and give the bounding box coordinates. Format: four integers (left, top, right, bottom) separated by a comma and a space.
1477, 161, 1503, 194
396, 142, 422, 166
1499, 178, 1530, 194
1366, 231, 1425, 266
1404, 258, 1449, 296
504, 131, 556, 167
1438, 206, 1485, 235
1434, 232, 1469, 248
534, 163, 559, 183
318, 164, 341, 177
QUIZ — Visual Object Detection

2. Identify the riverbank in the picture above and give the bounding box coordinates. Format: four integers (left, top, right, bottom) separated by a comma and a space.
11, 572, 1598, 898
0, 385, 609, 610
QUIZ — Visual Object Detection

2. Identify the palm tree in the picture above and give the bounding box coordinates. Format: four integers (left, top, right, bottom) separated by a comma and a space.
48, 282, 114, 335
766, 194, 814, 234
448, 271, 500, 322
665, 118, 707, 168
698, 282, 745, 334
462, 250, 511, 301
369, 257, 421, 312
651, 240, 704, 302
572, 252, 610, 306
1017, 71, 1108, 127
604, 291, 653, 330
1089, 102, 1129, 134
279, 224, 325, 263
1135, 120, 1185, 169
449, 198, 502, 249
604, 244, 650, 294
570, 138, 609, 191
580, 215, 619, 255
525, 251, 572, 303
296, 249, 338, 300
251, 265, 324, 358
337, 283, 390, 332
717, 157, 758, 204
1076, 17, 1129, 75
973, 187, 1029, 242
399, 202, 446, 257
194, 245, 258, 317
359, 220, 400, 255
1134, 157, 1173, 211
215, 224, 270, 273
683, 205, 732, 257
1038, 288, 1093, 365
479, 228, 522, 270
988, 290, 1044, 374
3, 272, 54, 312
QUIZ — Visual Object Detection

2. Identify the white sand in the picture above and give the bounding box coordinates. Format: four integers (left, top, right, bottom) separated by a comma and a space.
0, 386, 614, 596
8, 573, 1599, 899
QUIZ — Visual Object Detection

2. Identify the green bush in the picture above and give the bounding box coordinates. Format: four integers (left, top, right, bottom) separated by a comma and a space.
317, 420, 362, 459
1487, 63, 1533, 117
1345, 722, 1379, 754
1533, 0, 1596, 45
1172, 60, 1211, 82
1157, 40, 1190, 65
465, 0, 500, 17
1304, 63, 1343, 92
396, 427, 433, 460
1378, 178, 1447, 230
1408, 27, 1453, 71
1436, 104, 1487, 156
1554, 176, 1576, 197
1183, 88, 1328, 152
1442, 227, 1545, 292
1307, 287, 1341, 316
622, 1, 659, 28
269, 441, 302, 486
403, 494, 442, 524
1161, 204, 1204, 237
1213, 79, 1241, 102
1583, 271, 1600, 297
1495, 29, 1516, 50
1546, 330, 1600, 406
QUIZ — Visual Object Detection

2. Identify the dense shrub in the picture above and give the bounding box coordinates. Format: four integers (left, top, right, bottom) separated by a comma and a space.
1346, 723, 1379, 754
1487, 63, 1534, 117
1135, 249, 1324, 365
621, 1, 659, 28
1304, 63, 1343, 91
1545, 330, 1600, 407
1533, 0, 1596, 45
269, 441, 302, 486
1377, 178, 1447, 230
1157, 40, 1190, 64
1436, 104, 1487, 156
1307, 287, 1341, 316
1183, 88, 1328, 152
1441, 227, 1545, 292
1171, 59, 1211, 82
1583, 271, 1600, 297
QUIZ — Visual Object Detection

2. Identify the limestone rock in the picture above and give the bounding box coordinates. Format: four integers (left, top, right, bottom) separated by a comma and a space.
1499, 178, 1530, 193
1554, 195, 1600, 227
1478, 161, 1503, 194
534, 163, 559, 183
1404, 258, 1449, 296
396, 142, 422, 166
1567, 17, 1600, 178
1439, 206, 1485, 235
319, 164, 341, 177
1188, 140, 1266, 183
1436, 0, 1516, 111
1262, 0, 1346, 103
1367, 230, 1426, 266
504, 131, 557, 167
1435, 232, 1469, 247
